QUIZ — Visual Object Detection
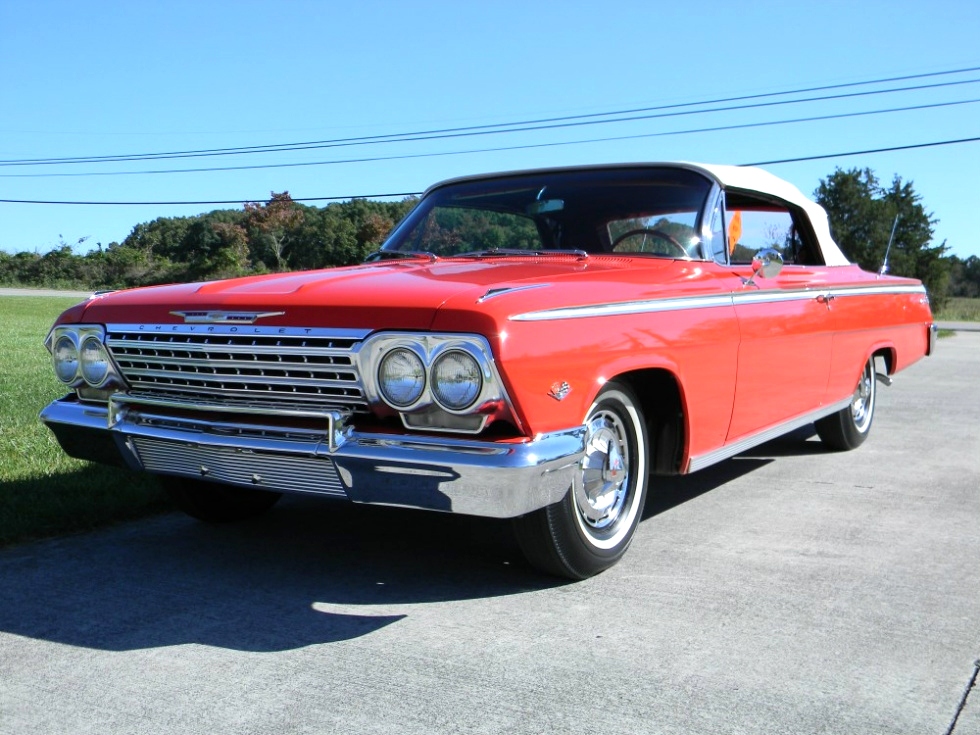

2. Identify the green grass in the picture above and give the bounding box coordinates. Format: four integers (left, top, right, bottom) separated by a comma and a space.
0, 296, 167, 546
935, 297, 980, 322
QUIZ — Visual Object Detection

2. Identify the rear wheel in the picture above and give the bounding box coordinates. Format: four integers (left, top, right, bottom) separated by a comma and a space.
162, 476, 282, 523
513, 381, 649, 579
815, 357, 877, 451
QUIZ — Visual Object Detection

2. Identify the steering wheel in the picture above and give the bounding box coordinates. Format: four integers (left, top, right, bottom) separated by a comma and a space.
610, 228, 688, 257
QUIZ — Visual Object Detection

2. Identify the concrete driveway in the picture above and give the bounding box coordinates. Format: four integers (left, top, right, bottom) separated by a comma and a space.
1, 334, 978, 734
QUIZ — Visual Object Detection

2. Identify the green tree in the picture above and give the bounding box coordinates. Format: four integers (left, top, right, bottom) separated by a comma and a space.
949, 254, 980, 298
814, 168, 951, 308
245, 192, 304, 272
210, 222, 251, 278
289, 205, 360, 269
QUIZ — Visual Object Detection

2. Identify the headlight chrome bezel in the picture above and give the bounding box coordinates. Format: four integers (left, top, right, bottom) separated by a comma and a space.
377, 345, 427, 408
360, 333, 510, 433
430, 348, 483, 412
45, 324, 122, 391
79, 334, 111, 386
52, 334, 80, 384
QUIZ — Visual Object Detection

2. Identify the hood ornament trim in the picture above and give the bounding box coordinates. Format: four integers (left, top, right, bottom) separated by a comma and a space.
477, 284, 549, 303
170, 310, 285, 324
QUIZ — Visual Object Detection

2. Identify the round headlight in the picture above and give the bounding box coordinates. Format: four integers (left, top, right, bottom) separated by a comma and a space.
378, 348, 426, 408
79, 335, 110, 386
431, 350, 482, 411
53, 335, 79, 384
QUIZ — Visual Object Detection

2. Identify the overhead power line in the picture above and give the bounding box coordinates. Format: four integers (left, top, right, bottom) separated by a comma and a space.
745, 135, 980, 165
2, 65, 980, 167
2, 135, 979, 206
2, 96, 977, 178
0, 192, 422, 206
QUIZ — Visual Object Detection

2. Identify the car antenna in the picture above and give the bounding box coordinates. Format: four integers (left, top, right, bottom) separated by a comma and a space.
878, 215, 900, 276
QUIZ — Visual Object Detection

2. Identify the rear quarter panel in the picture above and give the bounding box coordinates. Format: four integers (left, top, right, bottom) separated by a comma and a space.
820, 268, 932, 400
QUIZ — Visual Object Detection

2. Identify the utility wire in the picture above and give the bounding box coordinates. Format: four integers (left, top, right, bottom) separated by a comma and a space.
3, 66, 980, 166
2, 135, 979, 206
2, 96, 977, 178
745, 135, 980, 165
0, 192, 422, 206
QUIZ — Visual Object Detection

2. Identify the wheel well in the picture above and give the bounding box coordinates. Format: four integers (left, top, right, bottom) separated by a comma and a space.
874, 347, 895, 374
615, 369, 685, 475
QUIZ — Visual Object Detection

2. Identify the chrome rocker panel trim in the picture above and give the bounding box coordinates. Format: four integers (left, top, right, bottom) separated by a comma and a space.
39, 397, 585, 519
686, 395, 853, 473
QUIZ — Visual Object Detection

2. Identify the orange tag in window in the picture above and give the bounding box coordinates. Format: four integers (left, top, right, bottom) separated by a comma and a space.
728, 210, 742, 254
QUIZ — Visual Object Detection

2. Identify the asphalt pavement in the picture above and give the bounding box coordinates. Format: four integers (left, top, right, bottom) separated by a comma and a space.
1, 334, 978, 734
938, 321, 980, 332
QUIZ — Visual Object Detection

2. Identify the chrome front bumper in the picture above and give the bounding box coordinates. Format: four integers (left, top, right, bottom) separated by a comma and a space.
40, 397, 585, 519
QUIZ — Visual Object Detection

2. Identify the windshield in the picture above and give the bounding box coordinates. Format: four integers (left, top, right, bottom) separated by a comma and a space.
379, 167, 713, 259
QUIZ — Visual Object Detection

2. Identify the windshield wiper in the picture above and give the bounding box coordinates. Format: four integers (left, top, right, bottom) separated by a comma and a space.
365, 250, 439, 263
456, 248, 588, 259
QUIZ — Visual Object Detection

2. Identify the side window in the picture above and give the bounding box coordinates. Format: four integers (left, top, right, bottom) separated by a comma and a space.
724, 192, 823, 266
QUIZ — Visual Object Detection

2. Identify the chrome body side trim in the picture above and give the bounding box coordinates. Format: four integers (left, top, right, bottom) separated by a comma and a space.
686, 396, 852, 473
510, 283, 928, 322
510, 294, 734, 321
827, 284, 927, 298
40, 397, 585, 519
731, 289, 822, 306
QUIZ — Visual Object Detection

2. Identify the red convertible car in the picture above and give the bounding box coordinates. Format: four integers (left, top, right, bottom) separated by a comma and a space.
41, 163, 935, 578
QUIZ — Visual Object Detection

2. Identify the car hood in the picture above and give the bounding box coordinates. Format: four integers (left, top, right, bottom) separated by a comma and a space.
71, 256, 707, 330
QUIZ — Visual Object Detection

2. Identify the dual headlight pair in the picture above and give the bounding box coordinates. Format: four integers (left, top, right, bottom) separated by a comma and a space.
46, 326, 117, 389
379, 346, 482, 411
363, 334, 506, 424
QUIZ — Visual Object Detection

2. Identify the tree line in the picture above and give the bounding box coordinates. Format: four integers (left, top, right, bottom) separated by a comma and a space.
0, 194, 417, 290
1, 168, 977, 307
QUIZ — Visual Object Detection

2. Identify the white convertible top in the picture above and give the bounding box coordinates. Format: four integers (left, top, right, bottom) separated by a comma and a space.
688, 162, 850, 266
427, 162, 852, 266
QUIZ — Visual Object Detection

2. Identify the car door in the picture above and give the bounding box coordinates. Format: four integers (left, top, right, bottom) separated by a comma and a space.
726, 265, 834, 441
708, 194, 834, 443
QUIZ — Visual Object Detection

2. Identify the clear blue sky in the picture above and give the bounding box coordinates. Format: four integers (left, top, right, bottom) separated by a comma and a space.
2, 0, 978, 259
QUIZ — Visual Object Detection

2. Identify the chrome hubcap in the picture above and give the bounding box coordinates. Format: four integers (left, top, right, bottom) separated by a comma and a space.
575, 410, 630, 529
851, 362, 875, 432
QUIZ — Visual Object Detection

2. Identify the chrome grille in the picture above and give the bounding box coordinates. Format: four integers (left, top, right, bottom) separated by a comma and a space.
105, 324, 370, 412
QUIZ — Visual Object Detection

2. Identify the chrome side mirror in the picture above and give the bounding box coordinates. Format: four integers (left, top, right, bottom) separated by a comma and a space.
744, 248, 783, 286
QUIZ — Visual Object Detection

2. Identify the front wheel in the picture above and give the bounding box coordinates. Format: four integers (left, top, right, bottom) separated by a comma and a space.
513, 381, 649, 579
162, 476, 282, 523
815, 357, 877, 451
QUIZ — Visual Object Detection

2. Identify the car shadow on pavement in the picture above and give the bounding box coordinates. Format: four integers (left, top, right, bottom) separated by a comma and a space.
641, 426, 827, 520
643, 456, 771, 519
0, 496, 564, 653
734, 425, 829, 458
